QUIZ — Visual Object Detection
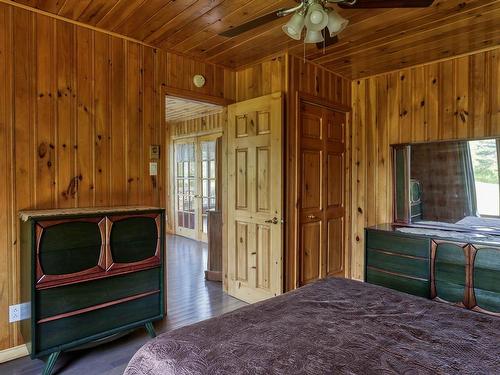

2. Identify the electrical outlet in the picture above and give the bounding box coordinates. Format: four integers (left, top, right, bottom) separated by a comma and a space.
9, 303, 31, 323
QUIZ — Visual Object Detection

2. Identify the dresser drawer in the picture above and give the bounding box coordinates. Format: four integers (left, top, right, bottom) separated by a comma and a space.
366, 268, 430, 298
36, 268, 161, 320
36, 293, 161, 355
366, 248, 429, 279
366, 230, 429, 258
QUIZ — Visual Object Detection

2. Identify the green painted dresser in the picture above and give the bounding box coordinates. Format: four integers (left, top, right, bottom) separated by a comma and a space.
19, 207, 166, 375
366, 225, 500, 317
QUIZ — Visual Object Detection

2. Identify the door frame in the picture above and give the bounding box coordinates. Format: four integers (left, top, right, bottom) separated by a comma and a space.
286, 91, 351, 290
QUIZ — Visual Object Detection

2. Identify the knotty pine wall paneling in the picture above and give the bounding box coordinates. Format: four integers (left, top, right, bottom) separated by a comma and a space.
0, 2, 236, 353
350, 47, 500, 280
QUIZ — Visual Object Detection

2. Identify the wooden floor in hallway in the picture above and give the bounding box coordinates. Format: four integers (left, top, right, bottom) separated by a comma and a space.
0, 235, 247, 375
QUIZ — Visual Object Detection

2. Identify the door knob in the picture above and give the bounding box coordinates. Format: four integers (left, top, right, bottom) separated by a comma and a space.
265, 217, 279, 225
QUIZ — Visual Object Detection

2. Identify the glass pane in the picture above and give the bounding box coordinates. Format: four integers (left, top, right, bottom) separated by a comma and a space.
189, 162, 196, 177
202, 161, 209, 179
189, 213, 195, 229
177, 212, 184, 228
203, 215, 208, 233
183, 162, 189, 178
203, 180, 208, 198
201, 142, 208, 160
177, 163, 184, 177
210, 180, 216, 198
189, 179, 196, 197
210, 161, 216, 179
208, 142, 216, 159
202, 198, 209, 214
188, 144, 195, 160
210, 198, 216, 210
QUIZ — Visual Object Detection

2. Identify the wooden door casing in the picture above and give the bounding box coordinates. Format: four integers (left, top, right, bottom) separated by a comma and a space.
299, 101, 346, 286
227, 92, 283, 304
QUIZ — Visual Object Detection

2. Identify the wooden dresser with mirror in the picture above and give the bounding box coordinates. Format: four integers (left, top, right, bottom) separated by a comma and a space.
366, 137, 500, 316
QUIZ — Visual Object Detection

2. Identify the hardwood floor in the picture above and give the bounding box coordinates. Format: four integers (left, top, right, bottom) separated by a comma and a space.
0, 235, 246, 375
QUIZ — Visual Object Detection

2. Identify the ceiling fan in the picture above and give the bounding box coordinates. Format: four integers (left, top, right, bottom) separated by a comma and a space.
219, 0, 434, 49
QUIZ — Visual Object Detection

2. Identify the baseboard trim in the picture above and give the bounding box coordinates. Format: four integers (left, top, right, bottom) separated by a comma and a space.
0, 344, 28, 364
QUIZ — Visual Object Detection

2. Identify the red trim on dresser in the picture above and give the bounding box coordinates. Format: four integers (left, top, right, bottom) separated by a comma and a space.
35, 214, 162, 290
35, 218, 107, 288
104, 214, 161, 273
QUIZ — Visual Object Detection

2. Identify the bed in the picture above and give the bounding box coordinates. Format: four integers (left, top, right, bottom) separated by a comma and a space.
125, 278, 500, 375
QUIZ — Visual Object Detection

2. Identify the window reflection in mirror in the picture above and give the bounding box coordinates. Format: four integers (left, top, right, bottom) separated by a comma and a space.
394, 137, 500, 234
469, 139, 500, 217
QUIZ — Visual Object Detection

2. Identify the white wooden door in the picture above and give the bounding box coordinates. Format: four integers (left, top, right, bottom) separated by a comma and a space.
227, 92, 283, 303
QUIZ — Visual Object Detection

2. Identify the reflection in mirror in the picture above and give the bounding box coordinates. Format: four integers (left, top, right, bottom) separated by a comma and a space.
394, 138, 500, 234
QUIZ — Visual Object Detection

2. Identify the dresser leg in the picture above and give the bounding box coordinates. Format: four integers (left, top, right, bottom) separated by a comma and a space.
42, 351, 60, 375
145, 322, 156, 338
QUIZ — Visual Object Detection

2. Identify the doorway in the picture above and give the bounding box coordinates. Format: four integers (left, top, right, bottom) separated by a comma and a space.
166, 96, 223, 243
173, 135, 219, 241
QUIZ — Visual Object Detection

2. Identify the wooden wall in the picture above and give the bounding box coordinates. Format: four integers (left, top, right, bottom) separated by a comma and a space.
350, 47, 500, 280
0, 2, 235, 353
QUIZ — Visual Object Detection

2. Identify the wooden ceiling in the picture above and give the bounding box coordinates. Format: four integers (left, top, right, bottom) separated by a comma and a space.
166, 96, 223, 123
10, 0, 500, 78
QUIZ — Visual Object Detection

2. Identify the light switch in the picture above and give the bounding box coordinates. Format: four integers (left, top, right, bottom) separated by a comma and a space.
149, 162, 158, 176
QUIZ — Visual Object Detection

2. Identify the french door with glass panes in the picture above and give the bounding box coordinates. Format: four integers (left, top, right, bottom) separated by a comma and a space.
174, 135, 218, 242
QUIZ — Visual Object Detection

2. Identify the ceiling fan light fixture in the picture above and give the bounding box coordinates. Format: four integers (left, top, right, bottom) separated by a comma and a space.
282, 11, 305, 40
304, 29, 324, 44
326, 9, 349, 36
304, 2, 329, 32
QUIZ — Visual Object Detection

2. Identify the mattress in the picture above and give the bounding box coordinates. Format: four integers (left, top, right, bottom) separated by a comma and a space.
125, 278, 500, 375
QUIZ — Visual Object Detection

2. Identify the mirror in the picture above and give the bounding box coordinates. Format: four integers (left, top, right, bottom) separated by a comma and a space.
393, 138, 500, 234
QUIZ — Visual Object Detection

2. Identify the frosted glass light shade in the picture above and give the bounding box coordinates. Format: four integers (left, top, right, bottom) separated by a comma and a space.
327, 10, 349, 36
304, 29, 324, 44
304, 3, 328, 31
282, 12, 305, 40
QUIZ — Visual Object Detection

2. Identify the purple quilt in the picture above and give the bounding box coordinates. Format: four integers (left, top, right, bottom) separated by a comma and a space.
125, 278, 500, 374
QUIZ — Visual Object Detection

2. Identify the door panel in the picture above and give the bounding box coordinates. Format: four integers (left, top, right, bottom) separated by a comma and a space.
301, 221, 322, 284
327, 153, 343, 207
257, 147, 270, 213
227, 93, 283, 303
327, 218, 344, 275
299, 101, 346, 286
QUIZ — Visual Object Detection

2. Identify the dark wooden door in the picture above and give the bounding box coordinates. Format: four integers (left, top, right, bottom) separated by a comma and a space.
299, 101, 345, 286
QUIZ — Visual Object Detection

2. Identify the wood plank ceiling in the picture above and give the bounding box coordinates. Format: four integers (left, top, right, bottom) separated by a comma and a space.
9, 0, 500, 78
166, 96, 223, 123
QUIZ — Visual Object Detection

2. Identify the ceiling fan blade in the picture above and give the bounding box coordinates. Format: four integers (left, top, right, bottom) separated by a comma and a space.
219, 10, 285, 38
339, 0, 434, 8
316, 33, 339, 50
